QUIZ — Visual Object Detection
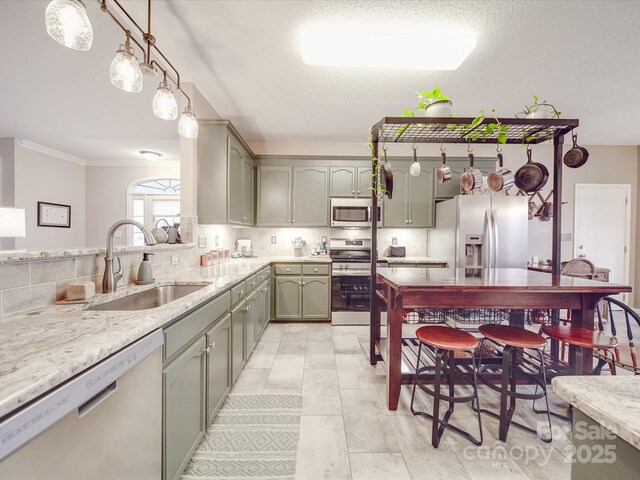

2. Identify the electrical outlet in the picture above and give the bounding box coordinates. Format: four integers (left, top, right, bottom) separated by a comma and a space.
271, 236, 277, 244
171, 255, 179, 265
561, 233, 572, 242
215, 235, 220, 247
198, 236, 207, 248
391, 237, 398, 245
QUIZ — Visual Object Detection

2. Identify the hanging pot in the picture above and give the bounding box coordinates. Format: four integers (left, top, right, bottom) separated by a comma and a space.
487, 150, 515, 192
380, 148, 393, 199
514, 147, 549, 193
151, 219, 169, 243
563, 133, 589, 168
460, 151, 483, 192
540, 202, 553, 222
436, 150, 452, 183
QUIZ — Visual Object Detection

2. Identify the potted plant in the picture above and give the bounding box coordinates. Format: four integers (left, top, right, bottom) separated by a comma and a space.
516, 95, 561, 119
418, 87, 453, 117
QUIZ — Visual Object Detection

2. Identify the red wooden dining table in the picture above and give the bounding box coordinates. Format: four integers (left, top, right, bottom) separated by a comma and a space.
372, 267, 632, 410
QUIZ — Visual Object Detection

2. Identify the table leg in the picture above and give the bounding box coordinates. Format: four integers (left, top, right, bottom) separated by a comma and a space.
370, 283, 381, 365
386, 289, 402, 410
570, 295, 597, 375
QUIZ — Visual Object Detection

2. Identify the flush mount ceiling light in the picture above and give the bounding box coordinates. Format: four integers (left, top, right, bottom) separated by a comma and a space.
45, 0, 93, 51
140, 150, 161, 161
153, 74, 178, 120
44, 0, 198, 138
300, 22, 476, 70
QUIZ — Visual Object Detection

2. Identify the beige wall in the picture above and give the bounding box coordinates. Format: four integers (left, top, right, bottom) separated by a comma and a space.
84, 164, 180, 247
637, 145, 640, 306
14, 142, 86, 251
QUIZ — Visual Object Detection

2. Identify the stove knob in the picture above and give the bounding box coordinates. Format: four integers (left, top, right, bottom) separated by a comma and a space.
345, 265, 350, 270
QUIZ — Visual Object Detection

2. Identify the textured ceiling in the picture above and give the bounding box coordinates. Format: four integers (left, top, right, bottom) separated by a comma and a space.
0, 0, 639, 165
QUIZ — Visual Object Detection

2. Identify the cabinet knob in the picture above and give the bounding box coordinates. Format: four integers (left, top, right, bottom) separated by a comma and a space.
285, 268, 290, 272
239, 290, 244, 296
251, 281, 255, 286
352, 190, 355, 194
292, 219, 296, 223
409, 220, 413, 224
405, 220, 409, 224
313, 268, 318, 272
209, 342, 215, 349
357, 191, 361, 194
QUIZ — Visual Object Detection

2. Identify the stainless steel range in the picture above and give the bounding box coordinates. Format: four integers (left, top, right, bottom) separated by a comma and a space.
330, 238, 372, 326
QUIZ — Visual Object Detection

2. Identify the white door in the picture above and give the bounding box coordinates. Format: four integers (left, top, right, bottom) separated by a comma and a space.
574, 184, 631, 303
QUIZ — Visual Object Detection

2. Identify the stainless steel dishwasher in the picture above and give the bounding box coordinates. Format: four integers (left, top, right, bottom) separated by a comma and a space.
0, 329, 163, 479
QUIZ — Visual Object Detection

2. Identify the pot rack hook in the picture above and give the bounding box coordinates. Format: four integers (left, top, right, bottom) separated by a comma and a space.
467, 140, 473, 153
496, 143, 503, 153
440, 142, 446, 152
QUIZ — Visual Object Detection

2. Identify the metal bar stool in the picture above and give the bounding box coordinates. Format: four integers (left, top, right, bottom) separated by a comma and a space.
410, 325, 483, 448
475, 324, 552, 443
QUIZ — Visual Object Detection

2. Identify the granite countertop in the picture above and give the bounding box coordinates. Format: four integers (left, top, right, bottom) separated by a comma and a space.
0, 255, 329, 418
552, 376, 640, 450
377, 256, 447, 264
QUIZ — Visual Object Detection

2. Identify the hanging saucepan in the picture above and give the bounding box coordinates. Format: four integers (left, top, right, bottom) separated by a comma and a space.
380, 147, 393, 199
563, 133, 589, 168
487, 147, 515, 192
436, 146, 451, 183
460, 148, 483, 192
514, 147, 549, 193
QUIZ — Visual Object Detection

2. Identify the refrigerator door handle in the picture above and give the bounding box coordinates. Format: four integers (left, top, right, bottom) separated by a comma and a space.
483, 209, 492, 268
492, 209, 499, 268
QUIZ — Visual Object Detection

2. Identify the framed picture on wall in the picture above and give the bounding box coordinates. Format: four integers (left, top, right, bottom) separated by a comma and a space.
37, 201, 71, 228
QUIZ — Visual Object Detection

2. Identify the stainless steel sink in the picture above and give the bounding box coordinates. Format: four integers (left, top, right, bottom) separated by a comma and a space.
88, 284, 207, 311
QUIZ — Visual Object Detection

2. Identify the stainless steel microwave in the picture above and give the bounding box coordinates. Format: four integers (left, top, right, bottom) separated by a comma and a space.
330, 198, 381, 228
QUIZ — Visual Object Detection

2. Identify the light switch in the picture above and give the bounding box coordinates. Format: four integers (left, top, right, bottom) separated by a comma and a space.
391, 237, 397, 245
271, 236, 277, 244
215, 235, 220, 246
561, 233, 572, 242
171, 255, 179, 265
198, 236, 207, 248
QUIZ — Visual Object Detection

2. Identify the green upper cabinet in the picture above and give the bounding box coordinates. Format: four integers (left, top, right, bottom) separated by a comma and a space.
383, 162, 434, 228
257, 166, 291, 226
329, 167, 356, 197
356, 167, 372, 198
383, 165, 409, 227
197, 121, 254, 226
329, 166, 372, 198
256, 166, 328, 227
292, 167, 328, 226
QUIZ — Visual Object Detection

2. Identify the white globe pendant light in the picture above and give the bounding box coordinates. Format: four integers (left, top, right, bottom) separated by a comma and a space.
178, 103, 199, 139
153, 76, 178, 120
110, 34, 143, 93
45, 0, 93, 51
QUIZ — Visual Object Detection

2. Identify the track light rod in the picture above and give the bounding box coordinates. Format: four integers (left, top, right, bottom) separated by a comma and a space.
97, 0, 191, 106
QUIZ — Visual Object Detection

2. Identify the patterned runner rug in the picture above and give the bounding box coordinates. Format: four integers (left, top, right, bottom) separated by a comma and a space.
181, 394, 303, 480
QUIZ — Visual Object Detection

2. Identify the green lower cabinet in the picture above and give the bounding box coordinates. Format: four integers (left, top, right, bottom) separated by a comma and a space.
256, 280, 270, 340
163, 336, 207, 480
231, 301, 247, 383
275, 276, 303, 319
206, 315, 231, 426
302, 276, 330, 319
245, 290, 258, 357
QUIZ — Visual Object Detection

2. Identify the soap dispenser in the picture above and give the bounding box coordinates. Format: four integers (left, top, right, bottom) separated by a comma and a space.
136, 253, 154, 285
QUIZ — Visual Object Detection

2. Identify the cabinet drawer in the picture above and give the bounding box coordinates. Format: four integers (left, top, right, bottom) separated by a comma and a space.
230, 281, 247, 306
256, 268, 270, 283
164, 292, 230, 361
275, 264, 302, 275
246, 274, 260, 292
303, 264, 330, 276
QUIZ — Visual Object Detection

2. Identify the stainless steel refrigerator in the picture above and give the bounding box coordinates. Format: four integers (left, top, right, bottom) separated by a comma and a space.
430, 195, 528, 269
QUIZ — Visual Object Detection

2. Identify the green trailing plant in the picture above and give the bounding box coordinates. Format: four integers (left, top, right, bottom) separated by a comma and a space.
366, 140, 387, 199
467, 109, 509, 144
401, 86, 450, 117
516, 95, 561, 119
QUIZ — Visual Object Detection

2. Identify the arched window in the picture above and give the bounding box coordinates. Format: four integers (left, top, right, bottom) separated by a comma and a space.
129, 178, 180, 246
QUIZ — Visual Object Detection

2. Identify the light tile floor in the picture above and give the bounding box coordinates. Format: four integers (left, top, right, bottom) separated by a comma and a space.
230, 322, 574, 480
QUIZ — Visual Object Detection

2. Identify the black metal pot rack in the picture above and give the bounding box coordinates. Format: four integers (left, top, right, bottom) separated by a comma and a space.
369, 116, 580, 363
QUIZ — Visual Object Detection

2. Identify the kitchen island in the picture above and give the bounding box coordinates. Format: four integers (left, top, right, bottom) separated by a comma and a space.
372, 267, 631, 410
552, 375, 640, 478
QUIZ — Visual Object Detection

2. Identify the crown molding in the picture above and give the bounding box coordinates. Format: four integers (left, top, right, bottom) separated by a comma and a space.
16, 139, 87, 165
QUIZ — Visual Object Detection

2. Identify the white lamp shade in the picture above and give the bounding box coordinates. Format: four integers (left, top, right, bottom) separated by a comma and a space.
0, 208, 26, 238
178, 108, 199, 139
153, 82, 178, 120
45, 0, 93, 51
110, 46, 143, 93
